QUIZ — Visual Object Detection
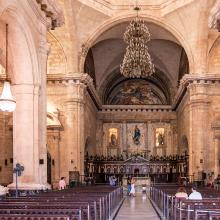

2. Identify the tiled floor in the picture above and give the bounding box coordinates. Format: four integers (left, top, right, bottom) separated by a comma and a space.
115, 194, 160, 220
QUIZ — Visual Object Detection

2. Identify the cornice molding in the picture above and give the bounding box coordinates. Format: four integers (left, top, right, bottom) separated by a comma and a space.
0, 72, 218, 112
173, 73, 220, 110
28, 0, 64, 30
101, 105, 173, 113
47, 73, 102, 109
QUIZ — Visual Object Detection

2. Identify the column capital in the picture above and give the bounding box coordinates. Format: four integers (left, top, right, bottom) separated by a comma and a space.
47, 73, 93, 86
173, 73, 220, 109
47, 73, 102, 108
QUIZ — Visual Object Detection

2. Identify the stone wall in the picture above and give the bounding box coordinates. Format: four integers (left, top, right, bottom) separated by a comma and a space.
97, 106, 177, 157
84, 91, 97, 155
0, 113, 13, 185
177, 91, 190, 155
176, 75, 220, 180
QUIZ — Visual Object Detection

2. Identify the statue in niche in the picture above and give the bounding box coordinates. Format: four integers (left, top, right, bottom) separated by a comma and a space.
109, 128, 118, 148
110, 133, 117, 146
158, 132, 164, 145
133, 125, 141, 145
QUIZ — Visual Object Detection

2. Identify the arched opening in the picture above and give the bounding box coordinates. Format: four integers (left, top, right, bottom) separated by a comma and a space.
0, 5, 48, 189
84, 21, 189, 105
179, 135, 189, 155
85, 136, 94, 155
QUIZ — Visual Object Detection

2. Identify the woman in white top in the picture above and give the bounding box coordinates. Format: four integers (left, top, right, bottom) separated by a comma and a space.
188, 187, 202, 200
129, 178, 136, 197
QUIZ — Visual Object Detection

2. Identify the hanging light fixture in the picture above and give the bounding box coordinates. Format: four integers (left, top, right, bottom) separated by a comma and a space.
0, 24, 16, 112
120, 3, 155, 78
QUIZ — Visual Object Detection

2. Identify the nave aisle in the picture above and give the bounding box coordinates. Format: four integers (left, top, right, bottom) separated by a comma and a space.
115, 194, 160, 220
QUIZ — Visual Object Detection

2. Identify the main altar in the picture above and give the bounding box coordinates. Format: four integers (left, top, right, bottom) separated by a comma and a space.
84, 154, 188, 185
122, 176, 151, 187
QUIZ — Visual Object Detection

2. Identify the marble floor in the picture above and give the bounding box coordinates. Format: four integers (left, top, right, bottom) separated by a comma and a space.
115, 194, 160, 220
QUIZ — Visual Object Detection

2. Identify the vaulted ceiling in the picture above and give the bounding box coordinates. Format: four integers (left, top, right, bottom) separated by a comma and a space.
84, 21, 189, 105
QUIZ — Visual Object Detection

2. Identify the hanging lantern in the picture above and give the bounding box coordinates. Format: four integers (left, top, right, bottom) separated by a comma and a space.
0, 81, 16, 112
0, 24, 16, 112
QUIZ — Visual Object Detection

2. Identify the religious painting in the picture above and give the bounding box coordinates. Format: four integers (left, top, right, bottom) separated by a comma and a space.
106, 79, 167, 105
127, 123, 146, 149
133, 125, 141, 145
109, 128, 118, 147
155, 128, 165, 147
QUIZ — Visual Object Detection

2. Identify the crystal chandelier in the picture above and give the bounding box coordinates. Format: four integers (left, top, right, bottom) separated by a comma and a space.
120, 6, 154, 78
0, 24, 16, 112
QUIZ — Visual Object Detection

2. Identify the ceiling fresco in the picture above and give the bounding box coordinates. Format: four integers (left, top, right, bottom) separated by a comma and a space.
106, 79, 167, 105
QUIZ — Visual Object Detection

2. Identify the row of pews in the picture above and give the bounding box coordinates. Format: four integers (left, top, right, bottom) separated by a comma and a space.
150, 184, 220, 220
0, 185, 123, 220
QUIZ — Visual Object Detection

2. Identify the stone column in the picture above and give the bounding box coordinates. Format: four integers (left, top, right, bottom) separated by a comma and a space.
188, 83, 210, 180
96, 120, 103, 155
38, 31, 50, 188
8, 84, 49, 190
59, 82, 86, 183
212, 123, 220, 178
103, 124, 108, 156
171, 121, 178, 155
122, 121, 127, 152
192, 1, 209, 73
47, 129, 60, 188
214, 139, 220, 178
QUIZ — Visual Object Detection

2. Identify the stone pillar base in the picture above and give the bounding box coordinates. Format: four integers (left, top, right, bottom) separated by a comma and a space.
7, 182, 51, 190
52, 181, 59, 190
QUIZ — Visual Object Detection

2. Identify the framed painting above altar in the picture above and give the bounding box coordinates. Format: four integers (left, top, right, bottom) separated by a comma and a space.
127, 123, 147, 151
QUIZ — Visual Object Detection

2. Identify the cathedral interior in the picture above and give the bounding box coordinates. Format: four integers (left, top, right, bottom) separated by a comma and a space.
0, 0, 220, 192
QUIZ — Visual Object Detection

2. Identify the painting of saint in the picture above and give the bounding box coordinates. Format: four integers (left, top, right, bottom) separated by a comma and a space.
110, 133, 117, 146
109, 128, 118, 147
133, 125, 141, 145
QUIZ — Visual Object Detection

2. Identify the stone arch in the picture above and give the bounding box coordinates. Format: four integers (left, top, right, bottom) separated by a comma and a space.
99, 65, 174, 105
0, 6, 40, 85
208, 35, 220, 73
0, 2, 51, 189
79, 13, 194, 74
47, 32, 67, 75
85, 136, 94, 155
179, 135, 189, 155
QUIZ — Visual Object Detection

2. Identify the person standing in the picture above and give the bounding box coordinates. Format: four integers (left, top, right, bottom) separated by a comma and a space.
129, 178, 136, 197
127, 176, 132, 195
58, 177, 66, 190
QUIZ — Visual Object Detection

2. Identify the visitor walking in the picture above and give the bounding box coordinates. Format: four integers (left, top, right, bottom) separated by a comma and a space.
129, 178, 136, 197
58, 177, 66, 190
